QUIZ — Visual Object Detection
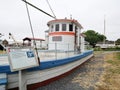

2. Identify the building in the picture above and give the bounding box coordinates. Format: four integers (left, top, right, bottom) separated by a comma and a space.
23, 37, 46, 49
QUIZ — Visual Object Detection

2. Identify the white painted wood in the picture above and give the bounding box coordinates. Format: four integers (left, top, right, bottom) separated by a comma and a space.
19, 70, 26, 90
0, 51, 75, 65
0, 56, 8, 65
81, 36, 85, 52
0, 73, 7, 79
0, 85, 6, 90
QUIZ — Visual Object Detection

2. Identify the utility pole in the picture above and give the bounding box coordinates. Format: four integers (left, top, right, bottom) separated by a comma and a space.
103, 15, 106, 44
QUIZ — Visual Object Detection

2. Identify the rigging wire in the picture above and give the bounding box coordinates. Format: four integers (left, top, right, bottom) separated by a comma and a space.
24, 0, 40, 64
22, 0, 56, 19
46, 0, 56, 19
22, 0, 57, 64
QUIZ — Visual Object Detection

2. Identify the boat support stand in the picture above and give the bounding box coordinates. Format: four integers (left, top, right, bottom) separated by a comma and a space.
19, 70, 27, 90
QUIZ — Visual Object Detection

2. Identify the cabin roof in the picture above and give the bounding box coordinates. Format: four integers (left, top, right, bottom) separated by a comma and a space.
47, 19, 83, 29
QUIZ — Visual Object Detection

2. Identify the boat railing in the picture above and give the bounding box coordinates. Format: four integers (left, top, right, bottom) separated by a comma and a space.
38, 43, 81, 61
0, 42, 92, 62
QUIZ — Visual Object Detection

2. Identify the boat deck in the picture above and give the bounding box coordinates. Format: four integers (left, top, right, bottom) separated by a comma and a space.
0, 55, 8, 65
0, 51, 75, 65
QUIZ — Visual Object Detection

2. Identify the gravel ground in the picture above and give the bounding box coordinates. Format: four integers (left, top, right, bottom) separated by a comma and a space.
36, 53, 105, 90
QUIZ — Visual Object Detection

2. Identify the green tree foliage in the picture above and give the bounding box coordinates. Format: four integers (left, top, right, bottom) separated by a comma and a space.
83, 30, 106, 48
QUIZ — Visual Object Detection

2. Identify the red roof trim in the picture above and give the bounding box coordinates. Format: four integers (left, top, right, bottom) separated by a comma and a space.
47, 19, 83, 29
49, 32, 75, 36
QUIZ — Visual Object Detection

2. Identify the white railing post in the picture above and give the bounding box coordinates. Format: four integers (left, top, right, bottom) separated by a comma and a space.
67, 43, 69, 57
55, 43, 57, 60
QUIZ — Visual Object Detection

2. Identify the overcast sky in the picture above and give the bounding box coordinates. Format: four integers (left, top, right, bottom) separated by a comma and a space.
0, 0, 120, 41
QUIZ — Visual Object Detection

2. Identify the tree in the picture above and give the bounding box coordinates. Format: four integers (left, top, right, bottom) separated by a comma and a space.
83, 30, 106, 48
2, 39, 9, 47
115, 38, 120, 45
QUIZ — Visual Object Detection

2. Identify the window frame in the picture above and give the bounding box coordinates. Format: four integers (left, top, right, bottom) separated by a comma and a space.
55, 24, 59, 31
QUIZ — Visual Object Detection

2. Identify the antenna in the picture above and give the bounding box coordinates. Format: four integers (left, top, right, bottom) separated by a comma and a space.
70, 14, 72, 19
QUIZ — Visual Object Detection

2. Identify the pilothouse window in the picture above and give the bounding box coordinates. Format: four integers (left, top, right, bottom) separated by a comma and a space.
62, 24, 66, 31
69, 24, 73, 31
52, 36, 62, 41
55, 24, 59, 31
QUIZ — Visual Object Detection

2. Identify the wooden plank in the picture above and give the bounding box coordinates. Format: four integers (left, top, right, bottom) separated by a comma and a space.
0, 73, 7, 79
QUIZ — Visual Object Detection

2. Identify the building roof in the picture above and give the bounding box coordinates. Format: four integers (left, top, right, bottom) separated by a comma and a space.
23, 37, 45, 41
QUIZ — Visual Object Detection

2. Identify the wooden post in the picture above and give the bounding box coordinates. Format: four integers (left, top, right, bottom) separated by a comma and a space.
19, 70, 26, 90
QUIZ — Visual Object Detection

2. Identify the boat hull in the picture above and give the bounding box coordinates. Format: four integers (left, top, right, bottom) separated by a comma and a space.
0, 50, 93, 90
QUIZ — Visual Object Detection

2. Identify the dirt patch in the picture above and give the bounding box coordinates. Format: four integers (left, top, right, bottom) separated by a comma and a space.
0, 50, 6, 54
37, 51, 105, 90
72, 53, 104, 89
95, 52, 120, 90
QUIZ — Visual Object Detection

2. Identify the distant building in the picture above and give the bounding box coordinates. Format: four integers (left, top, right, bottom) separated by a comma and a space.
23, 37, 46, 49
2, 39, 8, 47
96, 40, 115, 48
0, 40, 7, 50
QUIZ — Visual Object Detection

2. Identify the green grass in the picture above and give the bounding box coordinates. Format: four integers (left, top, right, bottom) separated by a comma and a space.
116, 52, 120, 60
106, 52, 120, 74
109, 68, 120, 74
0, 50, 6, 54
106, 59, 120, 65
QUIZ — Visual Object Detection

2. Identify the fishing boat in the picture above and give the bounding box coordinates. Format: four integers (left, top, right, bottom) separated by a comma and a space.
0, 18, 93, 90
0, 1, 93, 90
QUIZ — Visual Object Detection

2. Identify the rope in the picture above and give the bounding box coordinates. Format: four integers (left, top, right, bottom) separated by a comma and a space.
24, 0, 40, 64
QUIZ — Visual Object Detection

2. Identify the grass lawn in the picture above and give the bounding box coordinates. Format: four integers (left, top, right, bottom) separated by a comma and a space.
0, 50, 6, 54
